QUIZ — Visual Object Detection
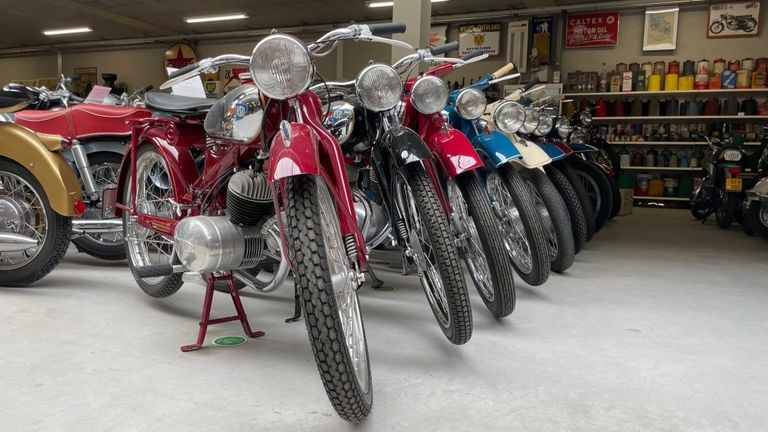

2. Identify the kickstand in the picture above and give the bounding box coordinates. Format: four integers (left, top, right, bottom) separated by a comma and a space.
180, 272, 265, 352
285, 284, 302, 323
367, 265, 384, 289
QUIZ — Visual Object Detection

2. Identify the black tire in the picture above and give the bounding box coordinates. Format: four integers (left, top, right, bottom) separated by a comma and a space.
285, 175, 372, 422
747, 202, 768, 239
607, 174, 621, 220
0, 159, 72, 286
545, 164, 588, 255
489, 164, 550, 286
72, 152, 125, 261
123, 145, 183, 298
455, 172, 516, 318
399, 163, 473, 344
690, 177, 714, 220
716, 189, 738, 229
520, 168, 575, 273
567, 157, 613, 233
554, 160, 596, 241
710, 21, 724, 34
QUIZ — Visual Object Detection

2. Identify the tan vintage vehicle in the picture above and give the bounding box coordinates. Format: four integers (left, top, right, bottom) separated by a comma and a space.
0, 93, 84, 285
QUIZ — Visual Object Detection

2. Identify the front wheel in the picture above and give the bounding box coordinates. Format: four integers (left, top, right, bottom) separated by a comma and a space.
710, 21, 725, 34
747, 202, 768, 238
545, 165, 588, 255
715, 188, 738, 229
397, 163, 473, 345
567, 157, 613, 233
745, 18, 757, 32
285, 175, 372, 422
450, 172, 516, 318
0, 159, 72, 286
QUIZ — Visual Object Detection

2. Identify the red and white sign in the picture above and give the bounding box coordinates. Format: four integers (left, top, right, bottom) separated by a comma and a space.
565, 12, 620, 48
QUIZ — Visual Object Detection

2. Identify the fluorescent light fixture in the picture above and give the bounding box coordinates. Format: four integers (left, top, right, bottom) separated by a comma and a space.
42, 27, 93, 36
185, 13, 249, 23
367, 0, 448, 7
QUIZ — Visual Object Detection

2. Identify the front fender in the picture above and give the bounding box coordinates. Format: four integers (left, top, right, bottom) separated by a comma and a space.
268, 123, 321, 181
568, 142, 599, 154
538, 140, 568, 161
0, 123, 82, 216
471, 131, 522, 167
510, 135, 552, 169
382, 126, 433, 167
427, 128, 483, 177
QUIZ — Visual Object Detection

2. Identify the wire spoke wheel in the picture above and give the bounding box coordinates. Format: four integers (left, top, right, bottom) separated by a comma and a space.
73, 153, 125, 256
486, 172, 533, 274
0, 171, 47, 269
526, 179, 558, 261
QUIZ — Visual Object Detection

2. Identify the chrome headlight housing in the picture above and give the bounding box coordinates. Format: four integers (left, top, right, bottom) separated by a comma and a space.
519, 107, 540, 134
556, 118, 572, 139
534, 112, 554, 136
356, 64, 403, 112
493, 101, 525, 134
579, 110, 593, 126
455, 88, 487, 120
250, 34, 314, 100
411, 75, 448, 115
570, 127, 588, 143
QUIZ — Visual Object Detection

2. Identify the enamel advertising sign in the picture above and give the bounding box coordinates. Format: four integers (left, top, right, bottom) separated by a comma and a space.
565, 12, 620, 48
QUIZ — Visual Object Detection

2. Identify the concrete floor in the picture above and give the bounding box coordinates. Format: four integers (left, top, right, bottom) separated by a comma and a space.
1, 208, 767, 431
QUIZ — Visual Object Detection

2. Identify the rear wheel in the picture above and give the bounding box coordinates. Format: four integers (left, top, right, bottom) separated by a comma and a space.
716, 188, 738, 229
72, 152, 125, 260
285, 175, 372, 422
545, 164, 588, 255
123, 145, 183, 298
397, 164, 472, 345
450, 172, 515, 318
567, 157, 613, 233
0, 159, 71, 286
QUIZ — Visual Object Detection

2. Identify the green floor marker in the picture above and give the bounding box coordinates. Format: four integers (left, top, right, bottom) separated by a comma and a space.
212, 336, 246, 346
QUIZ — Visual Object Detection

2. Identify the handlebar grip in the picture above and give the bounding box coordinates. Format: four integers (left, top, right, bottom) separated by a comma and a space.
367, 22, 407, 35
429, 41, 459, 56
168, 62, 200, 80
522, 77, 540, 92
492, 63, 515, 79
460, 50, 486, 61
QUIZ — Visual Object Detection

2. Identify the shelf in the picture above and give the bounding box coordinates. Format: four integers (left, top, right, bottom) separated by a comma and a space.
633, 196, 689, 201
564, 88, 768, 98
592, 115, 768, 123
622, 166, 701, 172
609, 141, 761, 146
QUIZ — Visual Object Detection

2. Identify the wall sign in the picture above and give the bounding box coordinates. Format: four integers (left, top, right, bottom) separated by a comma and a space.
707, 1, 761, 38
531, 16, 553, 65
459, 22, 502, 57
643, 6, 679, 51
565, 12, 620, 48
164, 43, 198, 78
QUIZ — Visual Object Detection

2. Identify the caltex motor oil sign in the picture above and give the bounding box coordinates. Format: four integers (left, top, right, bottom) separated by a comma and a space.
565, 12, 620, 48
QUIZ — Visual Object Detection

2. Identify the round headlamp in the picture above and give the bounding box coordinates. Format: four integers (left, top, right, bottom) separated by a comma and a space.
570, 127, 588, 143
519, 107, 540, 134
250, 34, 314, 100
356, 64, 403, 112
411, 75, 448, 115
556, 118, 572, 139
534, 112, 553, 136
579, 110, 593, 126
493, 101, 525, 134
455, 88, 487, 120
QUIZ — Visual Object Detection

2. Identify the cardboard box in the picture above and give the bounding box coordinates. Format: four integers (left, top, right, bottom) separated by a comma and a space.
619, 188, 634, 216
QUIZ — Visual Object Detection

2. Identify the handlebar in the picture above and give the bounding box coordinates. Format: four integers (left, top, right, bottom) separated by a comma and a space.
429, 41, 459, 56
460, 50, 486, 61
367, 22, 407, 36
492, 63, 515, 79
522, 77, 540, 92
168, 63, 201, 80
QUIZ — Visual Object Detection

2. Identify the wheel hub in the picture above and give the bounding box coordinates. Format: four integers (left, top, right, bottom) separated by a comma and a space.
0, 196, 32, 233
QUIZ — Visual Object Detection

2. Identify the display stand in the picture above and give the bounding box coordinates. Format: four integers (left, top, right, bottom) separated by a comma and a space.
181, 272, 265, 352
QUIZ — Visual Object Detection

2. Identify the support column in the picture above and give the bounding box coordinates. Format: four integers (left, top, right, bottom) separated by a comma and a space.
392, 0, 431, 63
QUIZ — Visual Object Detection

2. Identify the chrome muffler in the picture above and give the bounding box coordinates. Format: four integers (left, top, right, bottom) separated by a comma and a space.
0, 232, 39, 252
71, 219, 123, 236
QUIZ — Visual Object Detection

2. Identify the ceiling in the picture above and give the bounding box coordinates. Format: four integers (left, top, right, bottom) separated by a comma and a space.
2, 0, 606, 51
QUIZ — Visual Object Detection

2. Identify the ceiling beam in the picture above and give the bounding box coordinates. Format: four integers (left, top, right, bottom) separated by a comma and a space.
45, 0, 184, 36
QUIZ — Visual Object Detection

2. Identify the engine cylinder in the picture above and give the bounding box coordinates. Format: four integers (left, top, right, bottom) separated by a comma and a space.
227, 170, 273, 226
174, 216, 263, 272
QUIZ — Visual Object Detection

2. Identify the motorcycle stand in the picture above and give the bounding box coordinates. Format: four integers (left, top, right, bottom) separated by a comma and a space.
181, 272, 265, 352
285, 285, 302, 323
367, 265, 385, 289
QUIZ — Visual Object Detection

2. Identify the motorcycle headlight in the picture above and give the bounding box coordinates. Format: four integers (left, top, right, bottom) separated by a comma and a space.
556, 118, 572, 139
250, 34, 314, 100
519, 107, 539, 134
493, 101, 525, 134
579, 110, 593, 126
455, 88, 487, 120
570, 127, 587, 143
356, 63, 403, 112
534, 112, 553, 136
721, 149, 743, 162
411, 75, 448, 115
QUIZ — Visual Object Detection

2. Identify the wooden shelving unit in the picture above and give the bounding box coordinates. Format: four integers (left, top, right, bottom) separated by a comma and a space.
592, 115, 768, 123
622, 166, 701, 172
564, 88, 768, 98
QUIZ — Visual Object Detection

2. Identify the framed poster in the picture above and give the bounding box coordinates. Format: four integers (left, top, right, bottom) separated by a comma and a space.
531, 16, 553, 65
707, 1, 761, 38
565, 12, 620, 48
643, 6, 679, 51
458, 22, 502, 57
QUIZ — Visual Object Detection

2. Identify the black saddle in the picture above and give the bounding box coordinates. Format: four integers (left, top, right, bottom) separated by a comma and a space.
144, 92, 214, 115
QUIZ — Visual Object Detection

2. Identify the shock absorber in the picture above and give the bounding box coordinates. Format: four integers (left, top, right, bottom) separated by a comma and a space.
343, 233, 358, 262
395, 218, 409, 242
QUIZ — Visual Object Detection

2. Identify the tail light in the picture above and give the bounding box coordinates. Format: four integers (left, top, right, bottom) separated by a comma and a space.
729, 166, 742, 176
73, 199, 86, 216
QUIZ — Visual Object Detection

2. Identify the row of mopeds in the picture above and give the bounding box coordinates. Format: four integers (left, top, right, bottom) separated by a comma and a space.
0, 23, 621, 422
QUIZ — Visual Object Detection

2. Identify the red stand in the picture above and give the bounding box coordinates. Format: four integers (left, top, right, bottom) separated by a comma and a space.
181, 272, 265, 352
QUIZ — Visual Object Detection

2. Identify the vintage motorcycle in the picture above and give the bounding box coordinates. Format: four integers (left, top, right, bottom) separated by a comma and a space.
709, 14, 758, 34
0, 92, 85, 285
744, 176, 768, 238
115, 23, 412, 422
3, 78, 154, 260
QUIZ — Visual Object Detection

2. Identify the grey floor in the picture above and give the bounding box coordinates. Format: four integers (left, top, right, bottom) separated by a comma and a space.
1, 208, 767, 432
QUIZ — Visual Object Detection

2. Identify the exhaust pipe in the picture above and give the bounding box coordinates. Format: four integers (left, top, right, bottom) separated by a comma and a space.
71, 219, 123, 235
0, 232, 39, 252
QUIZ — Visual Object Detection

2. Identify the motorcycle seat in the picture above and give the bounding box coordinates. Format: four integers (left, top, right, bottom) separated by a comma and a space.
144, 92, 214, 115
14, 104, 151, 138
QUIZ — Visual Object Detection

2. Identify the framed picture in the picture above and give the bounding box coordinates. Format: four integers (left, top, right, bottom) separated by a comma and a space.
643, 6, 679, 51
707, 1, 761, 38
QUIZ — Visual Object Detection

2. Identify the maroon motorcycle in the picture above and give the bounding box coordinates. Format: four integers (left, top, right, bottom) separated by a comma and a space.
114, 23, 408, 422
